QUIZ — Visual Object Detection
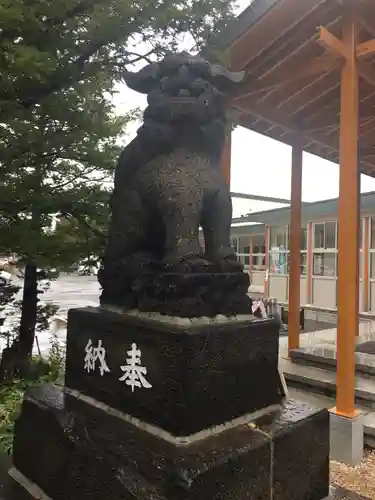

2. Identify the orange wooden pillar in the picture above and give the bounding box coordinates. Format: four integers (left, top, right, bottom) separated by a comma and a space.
288, 145, 303, 353
335, 5, 360, 417
221, 134, 232, 185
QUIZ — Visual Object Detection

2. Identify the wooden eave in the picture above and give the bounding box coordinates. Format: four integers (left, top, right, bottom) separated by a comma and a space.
223, 0, 375, 177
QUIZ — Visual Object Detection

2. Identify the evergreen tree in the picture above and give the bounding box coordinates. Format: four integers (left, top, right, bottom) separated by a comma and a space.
0, 0, 236, 373
0, 0, 235, 116
0, 74, 131, 374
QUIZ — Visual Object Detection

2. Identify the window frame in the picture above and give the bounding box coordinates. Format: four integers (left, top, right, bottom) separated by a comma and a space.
312, 221, 338, 278
313, 221, 337, 251
233, 235, 251, 271
369, 218, 375, 280
268, 225, 289, 275
251, 235, 266, 271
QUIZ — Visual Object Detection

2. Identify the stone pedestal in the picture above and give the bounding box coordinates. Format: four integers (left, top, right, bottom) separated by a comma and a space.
65, 307, 282, 437
10, 307, 330, 499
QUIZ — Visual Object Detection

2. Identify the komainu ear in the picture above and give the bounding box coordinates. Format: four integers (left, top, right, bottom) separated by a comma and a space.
209, 65, 246, 92
123, 63, 160, 94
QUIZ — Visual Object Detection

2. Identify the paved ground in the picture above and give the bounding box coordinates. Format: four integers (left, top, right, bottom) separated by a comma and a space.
0, 274, 101, 355
41, 273, 100, 316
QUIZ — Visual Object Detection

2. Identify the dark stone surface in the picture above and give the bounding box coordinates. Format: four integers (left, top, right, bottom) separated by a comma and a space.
4, 479, 370, 500
12, 384, 272, 500
97, 52, 251, 317
11, 385, 331, 500
65, 307, 282, 436
254, 400, 330, 500
135, 272, 252, 317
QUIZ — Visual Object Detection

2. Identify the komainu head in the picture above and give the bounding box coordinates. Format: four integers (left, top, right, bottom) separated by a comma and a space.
124, 53, 246, 162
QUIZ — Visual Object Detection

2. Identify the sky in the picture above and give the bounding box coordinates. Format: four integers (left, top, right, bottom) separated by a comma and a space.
112, 0, 375, 218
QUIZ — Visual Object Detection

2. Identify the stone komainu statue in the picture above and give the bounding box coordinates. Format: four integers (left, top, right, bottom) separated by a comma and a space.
98, 53, 252, 316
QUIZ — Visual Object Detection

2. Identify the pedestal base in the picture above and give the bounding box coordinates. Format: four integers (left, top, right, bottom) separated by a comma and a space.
65, 307, 282, 436
12, 384, 330, 500
7, 473, 369, 500
133, 272, 252, 317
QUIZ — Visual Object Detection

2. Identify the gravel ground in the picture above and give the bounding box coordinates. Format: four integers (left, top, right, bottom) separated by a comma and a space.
331, 449, 375, 499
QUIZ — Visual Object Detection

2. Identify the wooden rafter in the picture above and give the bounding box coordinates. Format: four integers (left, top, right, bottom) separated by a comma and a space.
226, 0, 375, 179
245, 14, 343, 105
316, 25, 375, 90
356, 39, 375, 58
358, 3, 375, 38
230, 0, 329, 70
358, 61, 375, 87
273, 71, 340, 119
233, 54, 342, 101
244, 9, 341, 83
299, 106, 375, 131
360, 148, 375, 159
317, 26, 349, 59
234, 101, 374, 160
232, 102, 338, 153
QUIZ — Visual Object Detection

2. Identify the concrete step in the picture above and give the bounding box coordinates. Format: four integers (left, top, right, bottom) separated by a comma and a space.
287, 387, 375, 449
290, 347, 375, 378
280, 358, 375, 409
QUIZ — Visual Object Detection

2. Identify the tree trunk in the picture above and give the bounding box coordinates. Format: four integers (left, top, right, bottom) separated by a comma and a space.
18, 263, 38, 366
0, 264, 38, 380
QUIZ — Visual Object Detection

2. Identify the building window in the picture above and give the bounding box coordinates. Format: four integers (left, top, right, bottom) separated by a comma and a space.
269, 225, 307, 275
371, 218, 375, 249
232, 236, 251, 271
312, 221, 337, 277
231, 237, 238, 253
269, 226, 289, 274
325, 221, 336, 249
300, 227, 308, 251
238, 237, 250, 255
313, 223, 324, 249
300, 253, 308, 276
370, 253, 375, 279
299, 226, 308, 275
313, 253, 336, 277
313, 221, 337, 249
251, 234, 266, 270
238, 255, 250, 267
270, 226, 289, 250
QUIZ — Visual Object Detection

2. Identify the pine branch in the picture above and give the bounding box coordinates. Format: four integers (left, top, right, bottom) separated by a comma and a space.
61, 211, 107, 242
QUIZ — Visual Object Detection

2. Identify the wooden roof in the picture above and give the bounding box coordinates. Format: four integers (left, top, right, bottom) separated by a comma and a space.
218, 0, 375, 177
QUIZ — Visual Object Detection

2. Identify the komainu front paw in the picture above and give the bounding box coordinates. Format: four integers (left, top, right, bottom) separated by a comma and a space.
206, 247, 244, 272
162, 252, 216, 273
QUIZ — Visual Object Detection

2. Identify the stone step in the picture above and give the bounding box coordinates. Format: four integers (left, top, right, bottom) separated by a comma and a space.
280, 358, 375, 409
290, 347, 375, 378
287, 387, 375, 449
